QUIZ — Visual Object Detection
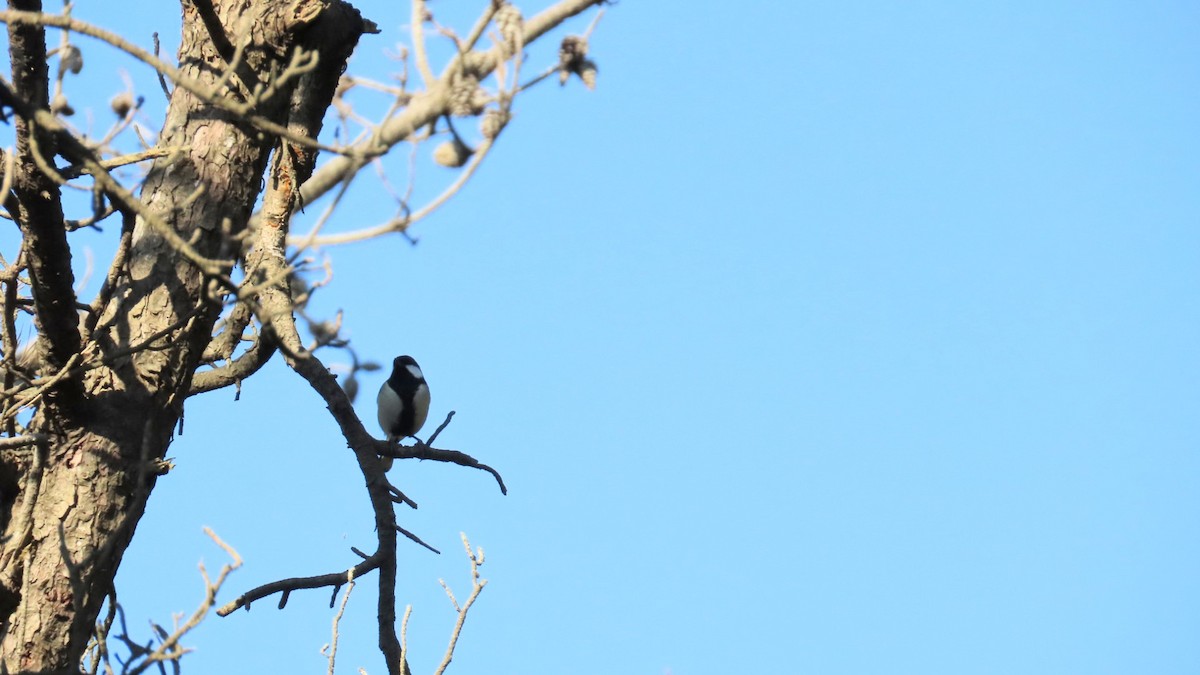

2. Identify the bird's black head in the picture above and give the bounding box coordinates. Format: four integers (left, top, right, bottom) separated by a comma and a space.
389, 355, 425, 387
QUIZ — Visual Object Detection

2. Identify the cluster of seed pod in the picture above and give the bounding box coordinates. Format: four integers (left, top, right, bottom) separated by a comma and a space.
448, 72, 489, 117
50, 45, 84, 116
495, 4, 525, 57
433, 4, 598, 168
558, 35, 598, 90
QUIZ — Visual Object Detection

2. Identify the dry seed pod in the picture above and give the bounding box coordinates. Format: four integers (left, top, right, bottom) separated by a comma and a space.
578, 59, 598, 90
288, 274, 311, 309
110, 92, 135, 118
495, 5, 524, 56
558, 35, 590, 87
559, 35, 587, 65
433, 138, 474, 168
341, 372, 359, 404
448, 73, 488, 117
59, 45, 83, 75
50, 92, 74, 116
480, 108, 510, 139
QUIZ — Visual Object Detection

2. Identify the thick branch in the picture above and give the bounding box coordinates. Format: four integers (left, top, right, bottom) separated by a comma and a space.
199, 302, 256, 365
188, 333, 277, 395
5, 0, 80, 388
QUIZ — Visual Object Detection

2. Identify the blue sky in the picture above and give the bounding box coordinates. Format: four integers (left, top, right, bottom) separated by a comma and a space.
2, 2, 1199, 673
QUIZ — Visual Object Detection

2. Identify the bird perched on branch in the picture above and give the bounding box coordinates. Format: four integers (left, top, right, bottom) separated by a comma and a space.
377, 355, 431, 469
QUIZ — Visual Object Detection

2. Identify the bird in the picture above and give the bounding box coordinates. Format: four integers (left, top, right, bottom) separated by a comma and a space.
378, 355, 432, 446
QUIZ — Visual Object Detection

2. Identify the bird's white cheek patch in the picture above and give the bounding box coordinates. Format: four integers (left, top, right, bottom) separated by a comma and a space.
406, 364, 424, 381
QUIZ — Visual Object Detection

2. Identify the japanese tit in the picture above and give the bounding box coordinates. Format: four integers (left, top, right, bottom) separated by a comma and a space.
377, 355, 431, 444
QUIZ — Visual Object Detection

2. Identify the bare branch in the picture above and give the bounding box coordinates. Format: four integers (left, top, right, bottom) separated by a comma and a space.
381, 432, 508, 495
0, 250, 23, 437
0, 350, 81, 432
0, 10, 371, 157
457, 2, 499, 57
293, 136, 499, 247
80, 212, 132, 344
0, 425, 46, 595
121, 528, 242, 675
151, 31, 170, 99
324, 571, 355, 675
4, 2, 81, 390
200, 302, 257, 366
0, 77, 235, 275
0, 434, 47, 450
400, 604, 413, 675
396, 524, 441, 554
411, 0, 435, 87
216, 552, 383, 617
434, 533, 488, 675
188, 332, 277, 396
297, 0, 609, 207
59, 145, 190, 180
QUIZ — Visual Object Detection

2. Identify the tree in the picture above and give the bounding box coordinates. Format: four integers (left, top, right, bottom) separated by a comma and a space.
0, 0, 607, 671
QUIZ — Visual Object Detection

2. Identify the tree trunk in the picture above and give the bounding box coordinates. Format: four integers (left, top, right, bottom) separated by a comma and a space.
0, 1, 366, 669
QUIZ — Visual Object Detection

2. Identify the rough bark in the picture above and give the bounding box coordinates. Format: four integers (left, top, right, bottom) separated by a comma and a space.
0, 1, 367, 670
5, 0, 80, 391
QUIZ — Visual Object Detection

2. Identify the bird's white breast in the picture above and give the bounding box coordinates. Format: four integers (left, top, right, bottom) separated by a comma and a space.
377, 381, 404, 436
411, 382, 430, 432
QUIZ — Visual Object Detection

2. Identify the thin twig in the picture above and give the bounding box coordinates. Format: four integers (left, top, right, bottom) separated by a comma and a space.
325, 571, 356, 675
0, 10, 368, 158
293, 137, 497, 247
0, 77, 234, 274
125, 527, 242, 675
295, 0, 609, 210
400, 604, 413, 675
396, 524, 440, 554
411, 0, 436, 87
434, 533, 488, 675
60, 145, 190, 180
152, 32, 171, 99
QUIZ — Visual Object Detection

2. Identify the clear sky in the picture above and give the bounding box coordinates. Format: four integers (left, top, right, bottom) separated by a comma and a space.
2, 2, 1198, 673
